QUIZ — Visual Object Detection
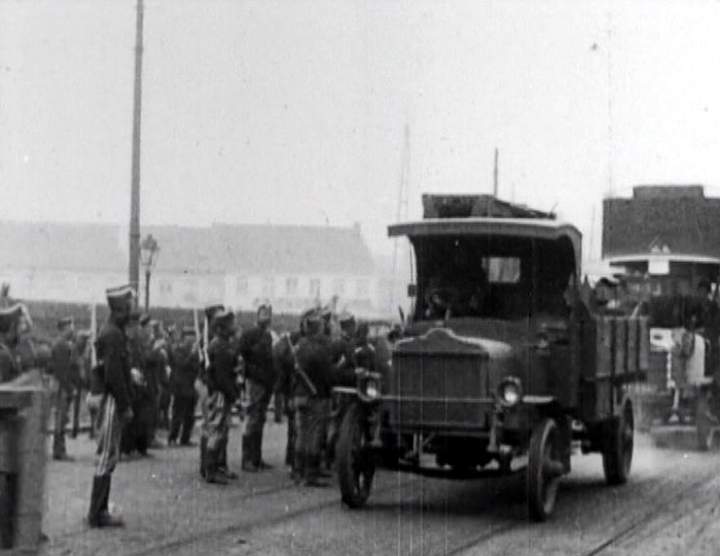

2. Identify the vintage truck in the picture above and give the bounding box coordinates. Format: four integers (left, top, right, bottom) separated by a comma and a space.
333, 194, 649, 521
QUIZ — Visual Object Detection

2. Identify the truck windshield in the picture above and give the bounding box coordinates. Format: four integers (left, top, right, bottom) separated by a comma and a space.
411, 235, 573, 321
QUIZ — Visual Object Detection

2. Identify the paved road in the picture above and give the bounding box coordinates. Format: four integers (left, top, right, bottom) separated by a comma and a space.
40, 421, 720, 556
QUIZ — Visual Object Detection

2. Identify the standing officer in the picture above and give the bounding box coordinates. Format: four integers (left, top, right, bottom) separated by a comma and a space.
87, 285, 135, 528
168, 326, 201, 446
202, 308, 238, 484
49, 317, 78, 461
293, 309, 334, 487
238, 304, 276, 472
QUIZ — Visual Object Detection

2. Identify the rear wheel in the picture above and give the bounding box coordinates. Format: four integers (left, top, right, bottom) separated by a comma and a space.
603, 403, 634, 485
527, 418, 564, 521
337, 403, 375, 509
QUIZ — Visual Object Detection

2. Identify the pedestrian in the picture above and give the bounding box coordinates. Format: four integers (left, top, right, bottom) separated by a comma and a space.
238, 304, 276, 472
168, 326, 200, 446
87, 285, 135, 528
293, 309, 334, 487
49, 316, 78, 461
202, 308, 238, 484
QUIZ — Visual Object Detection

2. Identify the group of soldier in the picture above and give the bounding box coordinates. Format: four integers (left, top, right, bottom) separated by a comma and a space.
0, 282, 382, 528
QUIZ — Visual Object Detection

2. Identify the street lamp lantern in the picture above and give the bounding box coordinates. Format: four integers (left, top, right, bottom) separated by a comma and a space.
140, 233, 159, 311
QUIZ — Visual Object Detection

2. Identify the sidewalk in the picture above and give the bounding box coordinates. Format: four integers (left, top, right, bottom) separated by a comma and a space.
40, 418, 294, 556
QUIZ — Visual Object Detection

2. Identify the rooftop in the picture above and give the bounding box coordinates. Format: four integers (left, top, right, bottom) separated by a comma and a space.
0, 221, 375, 275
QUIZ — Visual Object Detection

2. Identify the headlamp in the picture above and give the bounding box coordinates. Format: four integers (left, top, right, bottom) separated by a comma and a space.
498, 377, 522, 407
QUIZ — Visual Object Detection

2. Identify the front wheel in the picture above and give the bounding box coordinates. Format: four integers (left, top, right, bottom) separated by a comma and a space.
527, 418, 564, 522
602, 402, 634, 485
337, 403, 375, 509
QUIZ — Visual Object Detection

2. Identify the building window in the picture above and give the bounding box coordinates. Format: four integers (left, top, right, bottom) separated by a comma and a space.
332, 278, 346, 296
285, 277, 298, 296
309, 278, 321, 298
262, 276, 275, 298
356, 279, 369, 297
236, 276, 248, 295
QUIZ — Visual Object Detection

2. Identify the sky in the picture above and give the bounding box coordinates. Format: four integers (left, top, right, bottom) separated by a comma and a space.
3, 0, 720, 264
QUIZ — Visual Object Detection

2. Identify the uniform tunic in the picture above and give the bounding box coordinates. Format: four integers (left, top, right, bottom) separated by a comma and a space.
238, 325, 275, 436
293, 334, 334, 478
203, 336, 237, 452
94, 320, 132, 476
169, 339, 200, 444
50, 336, 77, 457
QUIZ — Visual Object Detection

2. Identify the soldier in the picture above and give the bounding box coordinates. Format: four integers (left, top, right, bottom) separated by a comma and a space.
148, 320, 171, 431
238, 304, 276, 472
326, 312, 359, 467
49, 317, 78, 461
198, 304, 224, 479
0, 303, 24, 383
293, 309, 334, 487
202, 308, 238, 484
87, 285, 135, 528
121, 311, 152, 457
168, 326, 201, 446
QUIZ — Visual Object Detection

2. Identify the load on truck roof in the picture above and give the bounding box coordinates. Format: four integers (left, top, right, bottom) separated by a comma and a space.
421, 194, 556, 220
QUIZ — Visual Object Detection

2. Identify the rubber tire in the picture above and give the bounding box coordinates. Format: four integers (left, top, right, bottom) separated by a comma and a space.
603, 403, 634, 486
527, 418, 561, 522
337, 403, 375, 509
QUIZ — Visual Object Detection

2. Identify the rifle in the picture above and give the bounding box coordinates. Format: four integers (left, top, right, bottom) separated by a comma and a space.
285, 333, 317, 397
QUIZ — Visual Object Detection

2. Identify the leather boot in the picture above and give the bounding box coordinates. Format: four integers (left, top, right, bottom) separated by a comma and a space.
255, 431, 273, 470
88, 476, 124, 527
241, 434, 259, 472
204, 450, 229, 485
304, 455, 328, 488
199, 436, 207, 479
87, 476, 104, 527
291, 449, 305, 484
218, 437, 238, 480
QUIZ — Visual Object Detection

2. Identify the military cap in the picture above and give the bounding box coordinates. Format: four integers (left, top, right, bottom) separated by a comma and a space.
0, 303, 25, 333
139, 313, 152, 327
204, 304, 225, 322
338, 311, 355, 325
106, 284, 135, 311
57, 316, 74, 330
213, 308, 234, 329
257, 303, 272, 316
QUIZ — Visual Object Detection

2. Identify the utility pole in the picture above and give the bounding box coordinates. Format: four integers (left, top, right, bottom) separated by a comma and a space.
391, 124, 410, 315
493, 147, 499, 197
128, 0, 144, 297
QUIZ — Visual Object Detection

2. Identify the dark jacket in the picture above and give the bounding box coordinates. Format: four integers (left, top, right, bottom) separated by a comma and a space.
330, 335, 357, 387
294, 334, 334, 399
170, 340, 200, 398
207, 335, 238, 403
96, 320, 133, 414
0, 342, 19, 384
50, 337, 78, 392
238, 325, 276, 389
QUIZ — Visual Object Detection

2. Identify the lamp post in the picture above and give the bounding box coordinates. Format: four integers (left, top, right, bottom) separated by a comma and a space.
140, 234, 159, 312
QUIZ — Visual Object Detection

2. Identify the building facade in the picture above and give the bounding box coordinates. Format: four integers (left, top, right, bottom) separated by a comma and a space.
0, 221, 383, 316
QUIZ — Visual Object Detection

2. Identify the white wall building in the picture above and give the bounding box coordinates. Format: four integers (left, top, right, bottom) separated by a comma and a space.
0, 221, 384, 316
